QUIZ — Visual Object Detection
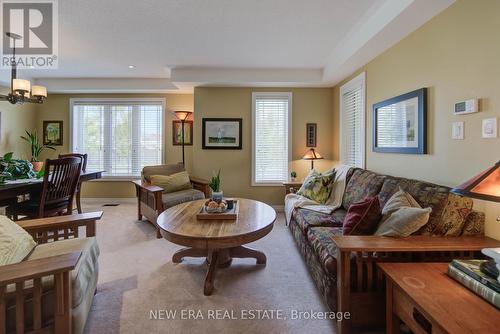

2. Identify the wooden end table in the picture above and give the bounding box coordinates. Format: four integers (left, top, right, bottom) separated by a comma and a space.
157, 198, 276, 295
283, 181, 302, 195
379, 262, 500, 334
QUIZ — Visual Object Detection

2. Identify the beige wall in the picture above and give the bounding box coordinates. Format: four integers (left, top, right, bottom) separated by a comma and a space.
193, 87, 334, 206
35, 93, 193, 198
0, 88, 37, 158
332, 0, 500, 239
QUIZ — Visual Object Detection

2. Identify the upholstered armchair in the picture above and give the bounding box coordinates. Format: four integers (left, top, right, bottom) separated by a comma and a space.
0, 212, 102, 334
132, 164, 209, 238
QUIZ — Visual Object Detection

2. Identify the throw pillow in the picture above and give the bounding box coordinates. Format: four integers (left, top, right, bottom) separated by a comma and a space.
375, 188, 432, 237
0, 215, 37, 265
297, 169, 336, 204
431, 193, 473, 236
151, 171, 192, 193
343, 196, 381, 235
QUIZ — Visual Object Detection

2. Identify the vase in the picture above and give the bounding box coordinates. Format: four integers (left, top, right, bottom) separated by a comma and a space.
31, 161, 44, 173
212, 190, 223, 201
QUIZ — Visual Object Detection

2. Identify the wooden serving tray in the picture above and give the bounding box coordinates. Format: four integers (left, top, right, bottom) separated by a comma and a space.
196, 200, 239, 220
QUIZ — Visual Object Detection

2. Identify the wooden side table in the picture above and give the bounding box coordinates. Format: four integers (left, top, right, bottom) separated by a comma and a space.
379, 262, 500, 334
283, 181, 302, 195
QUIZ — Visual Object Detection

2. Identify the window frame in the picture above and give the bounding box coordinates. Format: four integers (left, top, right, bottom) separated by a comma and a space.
339, 72, 366, 168
251, 92, 292, 187
69, 97, 166, 180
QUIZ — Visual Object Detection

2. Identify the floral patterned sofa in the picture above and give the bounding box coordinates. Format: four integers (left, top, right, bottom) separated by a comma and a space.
287, 168, 485, 327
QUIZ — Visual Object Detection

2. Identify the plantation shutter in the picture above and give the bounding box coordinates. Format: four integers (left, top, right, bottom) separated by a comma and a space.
340, 73, 365, 168
253, 93, 291, 184
71, 99, 163, 177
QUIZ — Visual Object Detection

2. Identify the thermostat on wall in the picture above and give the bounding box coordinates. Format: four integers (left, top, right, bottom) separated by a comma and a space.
454, 98, 478, 115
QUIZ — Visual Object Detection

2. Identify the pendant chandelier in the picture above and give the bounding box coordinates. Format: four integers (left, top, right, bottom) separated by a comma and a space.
0, 32, 47, 105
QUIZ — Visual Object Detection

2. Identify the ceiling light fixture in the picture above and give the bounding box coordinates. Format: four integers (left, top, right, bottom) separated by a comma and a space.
0, 32, 47, 105
128, 65, 135, 69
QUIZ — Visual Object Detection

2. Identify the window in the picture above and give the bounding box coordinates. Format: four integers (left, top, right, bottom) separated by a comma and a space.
252, 92, 292, 185
340, 72, 365, 168
70, 98, 164, 178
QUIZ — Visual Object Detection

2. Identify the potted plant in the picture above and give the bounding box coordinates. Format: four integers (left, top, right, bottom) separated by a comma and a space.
290, 171, 297, 181
209, 169, 223, 201
21, 130, 55, 172
0, 152, 37, 184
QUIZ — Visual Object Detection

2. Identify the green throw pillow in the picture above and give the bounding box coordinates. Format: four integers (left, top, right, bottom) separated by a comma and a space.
151, 171, 193, 193
297, 169, 336, 204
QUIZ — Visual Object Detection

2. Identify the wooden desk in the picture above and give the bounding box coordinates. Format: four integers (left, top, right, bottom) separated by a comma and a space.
379, 262, 500, 334
330, 236, 500, 334
0, 170, 104, 212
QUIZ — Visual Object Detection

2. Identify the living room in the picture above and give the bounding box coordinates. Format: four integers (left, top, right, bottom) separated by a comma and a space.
1, 0, 499, 333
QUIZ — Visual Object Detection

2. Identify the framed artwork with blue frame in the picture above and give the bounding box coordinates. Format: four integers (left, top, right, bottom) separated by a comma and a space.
373, 88, 427, 154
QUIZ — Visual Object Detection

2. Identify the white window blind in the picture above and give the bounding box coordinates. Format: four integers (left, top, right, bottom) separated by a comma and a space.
252, 92, 291, 185
71, 99, 164, 178
340, 72, 365, 168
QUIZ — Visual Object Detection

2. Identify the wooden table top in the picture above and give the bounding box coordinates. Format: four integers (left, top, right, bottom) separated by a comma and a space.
379, 262, 500, 334
157, 198, 277, 249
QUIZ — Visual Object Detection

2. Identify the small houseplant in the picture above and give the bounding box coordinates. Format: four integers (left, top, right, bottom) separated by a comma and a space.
290, 171, 297, 181
21, 129, 55, 172
209, 169, 223, 201
0, 152, 37, 184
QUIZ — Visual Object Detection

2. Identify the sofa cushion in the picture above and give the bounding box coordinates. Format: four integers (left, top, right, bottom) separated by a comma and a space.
24, 237, 99, 307
343, 196, 381, 235
162, 189, 205, 209
0, 215, 36, 265
307, 227, 343, 275
297, 169, 336, 204
293, 208, 344, 234
151, 171, 192, 193
432, 193, 473, 236
377, 176, 449, 235
342, 169, 385, 210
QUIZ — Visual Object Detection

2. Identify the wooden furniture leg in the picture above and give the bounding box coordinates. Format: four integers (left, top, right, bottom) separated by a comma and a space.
229, 245, 267, 265
75, 183, 83, 214
172, 248, 208, 263
386, 279, 401, 334
204, 250, 219, 296
337, 250, 351, 334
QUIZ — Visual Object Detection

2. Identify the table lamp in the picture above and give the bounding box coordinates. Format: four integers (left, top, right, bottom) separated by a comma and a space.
174, 110, 193, 166
451, 160, 500, 282
302, 148, 323, 170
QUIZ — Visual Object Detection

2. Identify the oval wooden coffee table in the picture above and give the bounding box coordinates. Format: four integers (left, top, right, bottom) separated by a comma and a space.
157, 198, 276, 295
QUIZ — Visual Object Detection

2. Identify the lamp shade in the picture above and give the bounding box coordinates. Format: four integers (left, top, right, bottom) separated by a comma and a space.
13, 79, 30, 93
302, 148, 323, 160
451, 160, 500, 202
174, 110, 192, 121
31, 85, 47, 98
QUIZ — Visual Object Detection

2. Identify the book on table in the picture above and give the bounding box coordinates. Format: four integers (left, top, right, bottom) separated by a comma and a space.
447, 264, 500, 309
450, 259, 500, 293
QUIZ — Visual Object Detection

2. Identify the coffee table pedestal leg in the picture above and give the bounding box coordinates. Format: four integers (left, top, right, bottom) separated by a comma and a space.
172, 247, 208, 263
204, 250, 219, 295
229, 246, 267, 265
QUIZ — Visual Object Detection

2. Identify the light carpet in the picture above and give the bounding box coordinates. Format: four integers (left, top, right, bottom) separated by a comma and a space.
81, 198, 337, 334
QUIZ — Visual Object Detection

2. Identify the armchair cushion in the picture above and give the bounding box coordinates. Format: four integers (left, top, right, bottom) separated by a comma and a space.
151, 171, 192, 193
0, 215, 36, 265
142, 164, 185, 182
162, 189, 205, 209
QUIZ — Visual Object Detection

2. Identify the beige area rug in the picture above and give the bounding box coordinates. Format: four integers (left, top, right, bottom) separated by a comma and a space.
80, 198, 338, 334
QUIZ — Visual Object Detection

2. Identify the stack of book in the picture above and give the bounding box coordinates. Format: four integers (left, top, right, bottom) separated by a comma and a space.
448, 259, 500, 309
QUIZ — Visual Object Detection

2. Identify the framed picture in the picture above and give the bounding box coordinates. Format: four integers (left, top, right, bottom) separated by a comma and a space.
172, 120, 193, 145
202, 118, 242, 149
482, 118, 497, 138
373, 88, 427, 154
306, 123, 317, 147
43, 120, 63, 146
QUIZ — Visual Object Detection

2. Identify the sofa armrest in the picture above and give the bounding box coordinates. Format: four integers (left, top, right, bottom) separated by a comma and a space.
190, 176, 209, 197
0, 252, 81, 285
17, 212, 103, 242
132, 179, 163, 193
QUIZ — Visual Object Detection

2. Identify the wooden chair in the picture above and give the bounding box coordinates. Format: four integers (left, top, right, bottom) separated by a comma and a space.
59, 153, 88, 213
0, 212, 103, 334
7, 157, 82, 220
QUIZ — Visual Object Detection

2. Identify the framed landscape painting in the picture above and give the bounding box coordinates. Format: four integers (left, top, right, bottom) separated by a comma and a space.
43, 120, 63, 146
202, 118, 242, 149
373, 88, 427, 154
172, 120, 193, 145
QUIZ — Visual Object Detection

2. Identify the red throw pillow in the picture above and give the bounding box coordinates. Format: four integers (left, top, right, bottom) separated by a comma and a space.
343, 196, 381, 235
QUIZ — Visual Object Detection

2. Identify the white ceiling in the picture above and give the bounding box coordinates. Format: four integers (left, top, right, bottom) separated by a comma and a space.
0, 0, 455, 93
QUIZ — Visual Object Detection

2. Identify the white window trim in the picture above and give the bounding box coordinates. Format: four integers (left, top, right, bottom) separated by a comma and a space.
339, 72, 366, 168
251, 92, 292, 186
69, 97, 166, 180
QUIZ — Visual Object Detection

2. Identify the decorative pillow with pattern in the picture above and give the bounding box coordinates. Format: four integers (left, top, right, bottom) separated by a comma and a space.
297, 169, 336, 204
0, 215, 37, 265
431, 193, 473, 236
343, 196, 381, 235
